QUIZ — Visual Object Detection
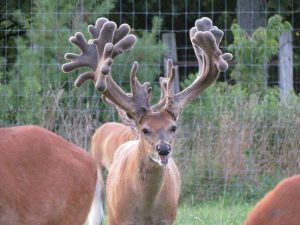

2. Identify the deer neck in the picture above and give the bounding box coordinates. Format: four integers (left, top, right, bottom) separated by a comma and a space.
132, 139, 167, 204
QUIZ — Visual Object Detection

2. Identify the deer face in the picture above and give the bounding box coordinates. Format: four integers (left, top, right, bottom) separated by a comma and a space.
139, 110, 177, 166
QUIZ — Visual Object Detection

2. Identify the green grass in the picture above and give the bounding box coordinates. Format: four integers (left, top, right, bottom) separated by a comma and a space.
99, 198, 255, 225
175, 199, 254, 225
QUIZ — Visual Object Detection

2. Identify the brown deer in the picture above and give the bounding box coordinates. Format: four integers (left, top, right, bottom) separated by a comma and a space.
0, 125, 98, 225
91, 122, 135, 171
243, 175, 300, 225
62, 17, 232, 225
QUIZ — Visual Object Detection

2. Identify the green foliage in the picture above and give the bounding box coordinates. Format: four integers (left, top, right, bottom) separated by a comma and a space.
176, 74, 300, 202
228, 15, 291, 94
176, 200, 253, 225
0, 57, 13, 123
6, 39, 42, 124
180, 73, 249, 123
0, 56, 6, 83
1, 0, 166, 125
103, 199, 254, 225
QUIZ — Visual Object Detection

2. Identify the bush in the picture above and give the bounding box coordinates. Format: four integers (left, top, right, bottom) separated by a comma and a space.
228, 15, 291, 95
174, 79, 300, 202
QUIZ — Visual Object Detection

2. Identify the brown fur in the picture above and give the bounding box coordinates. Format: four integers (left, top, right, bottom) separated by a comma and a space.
0, 125, 97, 225
91, 122, 135, 171
244, 175, 300, 225
106, 111, 181, 225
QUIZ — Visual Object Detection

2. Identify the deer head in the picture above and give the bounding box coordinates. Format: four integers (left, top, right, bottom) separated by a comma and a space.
101, 75, 168, 133
62, 17, 232, 166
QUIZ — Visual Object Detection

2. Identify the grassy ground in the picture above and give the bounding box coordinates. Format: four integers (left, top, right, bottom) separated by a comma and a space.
175, 199, 254, 225
100, 198, 254, 225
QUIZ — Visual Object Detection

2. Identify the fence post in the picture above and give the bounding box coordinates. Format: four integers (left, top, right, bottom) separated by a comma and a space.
162, 33, 180, 93
279, 31, 293, 99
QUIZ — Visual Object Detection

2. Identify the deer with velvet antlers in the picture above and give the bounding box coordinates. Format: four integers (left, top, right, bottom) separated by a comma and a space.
62, 17, 232, 225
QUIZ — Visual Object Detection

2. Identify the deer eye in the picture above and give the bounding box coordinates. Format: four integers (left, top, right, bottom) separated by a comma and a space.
142, 128, 151, 135
170, 126, 177, 132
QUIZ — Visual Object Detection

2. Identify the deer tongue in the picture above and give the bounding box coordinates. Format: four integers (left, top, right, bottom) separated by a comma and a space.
159, 154, 168, 165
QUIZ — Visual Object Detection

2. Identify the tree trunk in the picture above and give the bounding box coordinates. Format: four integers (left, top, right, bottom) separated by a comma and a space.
71, 2, 84, 32
279, 31, 294, 99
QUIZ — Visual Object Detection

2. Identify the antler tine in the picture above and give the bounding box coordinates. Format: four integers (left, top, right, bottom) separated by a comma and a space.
159, 76, 168, 100
190, 27, 204, 70
93, 21, 116, 58
128, 61, 152, 117
164, 17, 233, 119
166, 59, 176, 98
130, 62, 151, 97
92, 21, 137, 93
88, 17, 109, 40
62, 32, 98, 87
113, 23, 131, 44
89, 18, 131, 44
150, 77, 167, 112
96, 60, 151, 122
151, 59, 174, 112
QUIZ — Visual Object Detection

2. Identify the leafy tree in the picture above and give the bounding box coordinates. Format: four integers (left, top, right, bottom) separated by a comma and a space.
228, 15, 291, 95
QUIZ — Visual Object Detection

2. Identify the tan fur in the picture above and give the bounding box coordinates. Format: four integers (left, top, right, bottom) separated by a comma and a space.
0, 125, 97, 225
244, 175, 300, 225
91, 122, 135, 171
106, 111, 181, 225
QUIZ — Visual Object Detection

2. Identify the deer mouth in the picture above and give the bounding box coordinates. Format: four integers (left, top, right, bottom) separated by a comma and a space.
149, 151, 170, 166
159, 153, 169, 165
155, 143, 171, 165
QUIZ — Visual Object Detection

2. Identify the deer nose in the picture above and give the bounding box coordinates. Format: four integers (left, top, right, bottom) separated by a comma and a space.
156, 143, 171, 156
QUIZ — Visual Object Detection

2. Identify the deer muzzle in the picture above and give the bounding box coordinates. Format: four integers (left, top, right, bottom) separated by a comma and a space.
156, 143, 171, 165
156, 143, 171, 155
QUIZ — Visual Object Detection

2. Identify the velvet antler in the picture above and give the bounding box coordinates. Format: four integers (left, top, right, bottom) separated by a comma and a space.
164, 17, 232, 119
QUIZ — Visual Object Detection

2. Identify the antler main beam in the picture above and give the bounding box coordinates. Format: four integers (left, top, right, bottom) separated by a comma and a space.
164, 17, 232, 118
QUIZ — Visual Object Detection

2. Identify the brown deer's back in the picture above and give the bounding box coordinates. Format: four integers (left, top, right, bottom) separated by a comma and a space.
91, 122, 135, 170
244, 175, 300, 225
0, 125, 97, 225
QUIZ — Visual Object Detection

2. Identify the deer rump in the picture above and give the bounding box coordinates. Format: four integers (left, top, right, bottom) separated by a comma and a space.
244, 175, 300, 225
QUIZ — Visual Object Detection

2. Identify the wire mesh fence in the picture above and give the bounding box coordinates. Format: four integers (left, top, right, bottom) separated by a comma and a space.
1, 0, 300, 201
